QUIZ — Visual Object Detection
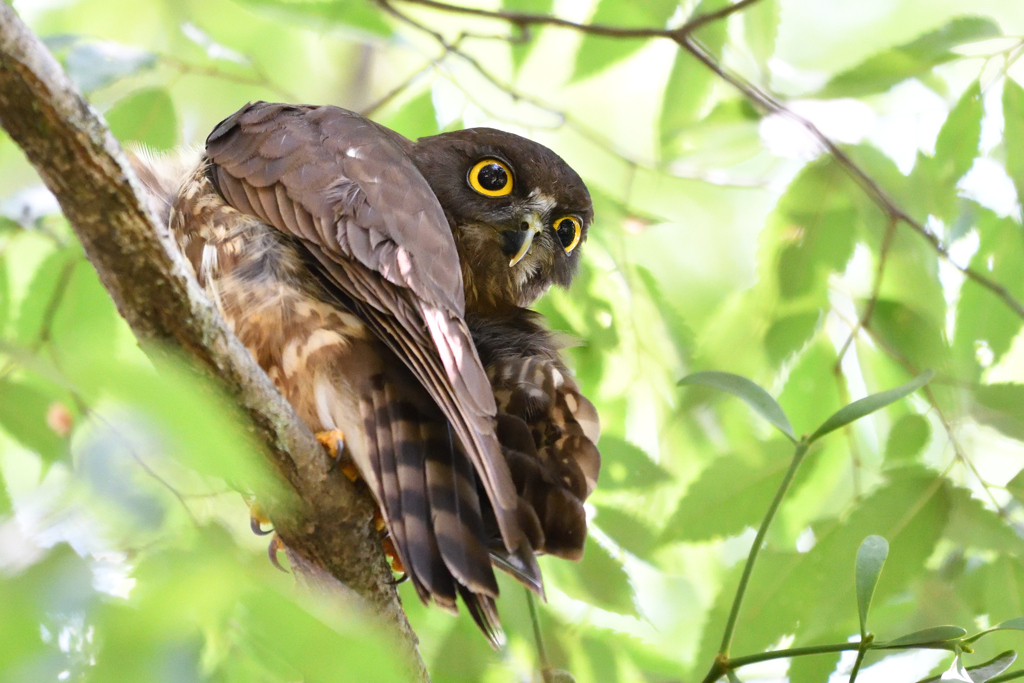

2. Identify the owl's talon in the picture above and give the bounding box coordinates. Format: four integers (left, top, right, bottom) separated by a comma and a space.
388, 572, 409, 585
381, 534, 406, 575
268, 534, 288, 573
316, 429, 361, 481
249, 500, 273, 536
251, 516, 273, 536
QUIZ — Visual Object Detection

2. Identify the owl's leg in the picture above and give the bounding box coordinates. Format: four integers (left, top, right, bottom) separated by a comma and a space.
316, 429, 360, 481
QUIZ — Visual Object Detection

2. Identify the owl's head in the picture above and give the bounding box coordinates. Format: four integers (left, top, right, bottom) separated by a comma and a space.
409, 128, 593, 313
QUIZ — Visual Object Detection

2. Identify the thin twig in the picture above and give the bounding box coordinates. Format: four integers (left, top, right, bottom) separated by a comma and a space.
526, 588, 551, 681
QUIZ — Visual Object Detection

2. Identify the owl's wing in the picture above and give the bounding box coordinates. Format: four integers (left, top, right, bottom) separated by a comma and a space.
203, 103, 530, 560
470, 311, 601, 561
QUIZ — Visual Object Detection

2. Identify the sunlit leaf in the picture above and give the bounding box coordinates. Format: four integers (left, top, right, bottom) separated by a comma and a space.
954, 208, 1024, 376
808, 371, 933, 443
681, 371, 796, 441
0, 379, 69, 465
875, 625, 966, 648
381, 90, 439, 141
571, 0, 677, 82
106, 87, 178, 151
0, 468, 10, 516
597, 435, 672, 490
503, 0, 554, 73
743, 0, 779, 76
233, 0, 392, 36
63, 40, 157, 92
855, 535, 889, 636
971, 383, 1024, 441
595, 504, 658, 559
763, 311, 819, 367
818, 17, 1000, 97
884, 413, 931, 463
946, 486, 1024, 556
14, 246, 80, 346
542, 537, 637, 616
659, 0, 729, 158
661, 442, 791, 543
1008, 469, 1024, 507
1004, 78, 1024, 204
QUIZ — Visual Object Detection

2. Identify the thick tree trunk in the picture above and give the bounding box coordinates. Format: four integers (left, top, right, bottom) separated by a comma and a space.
0, 4, 427, 680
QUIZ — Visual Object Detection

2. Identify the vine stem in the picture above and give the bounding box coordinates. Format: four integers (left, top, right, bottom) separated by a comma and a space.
526, 588, 551, 680
701, 438, 810, 683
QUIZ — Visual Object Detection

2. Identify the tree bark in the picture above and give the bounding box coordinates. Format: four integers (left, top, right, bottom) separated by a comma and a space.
0, 4, 427, 679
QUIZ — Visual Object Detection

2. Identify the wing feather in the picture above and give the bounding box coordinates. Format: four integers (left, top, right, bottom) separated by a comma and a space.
205, 102, 526, 554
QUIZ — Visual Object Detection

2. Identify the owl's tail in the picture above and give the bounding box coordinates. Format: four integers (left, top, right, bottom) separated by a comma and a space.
358, 374, 523, 648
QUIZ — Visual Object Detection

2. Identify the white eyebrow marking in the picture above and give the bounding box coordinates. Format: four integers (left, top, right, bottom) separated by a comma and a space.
528, 189, 557, 214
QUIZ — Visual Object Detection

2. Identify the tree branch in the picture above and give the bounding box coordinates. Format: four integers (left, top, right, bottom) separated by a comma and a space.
0, 4, 427, 679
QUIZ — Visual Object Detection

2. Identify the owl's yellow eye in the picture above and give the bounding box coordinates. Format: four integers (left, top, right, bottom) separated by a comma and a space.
553, 216, 582, 254
468, 159, 513, 197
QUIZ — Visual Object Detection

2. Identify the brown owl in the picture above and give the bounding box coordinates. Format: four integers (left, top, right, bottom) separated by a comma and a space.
130, 101, 600, 646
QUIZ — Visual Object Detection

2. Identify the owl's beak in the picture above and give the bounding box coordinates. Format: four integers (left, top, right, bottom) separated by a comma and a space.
505, 213, 544, 267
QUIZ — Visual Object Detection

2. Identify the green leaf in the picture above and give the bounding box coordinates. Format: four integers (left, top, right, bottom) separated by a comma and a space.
933, 80, 982, 184
597, 435, 672, 490
659, 0, 729, 158
870, 300, 947, 371
946, 486, 1024, 555
743, 0, 779, 75
692, 467, 950, 672
1008, 469, 1024, 507
818, 17, 1000, 98
571, 0, 678, 82
660, 441, 792, 543
965, 650, 1016, 682
380, 90, 438, 141
1004, 78, 1024, 205
875, 625, 967, 648
0, 259, 9, 337
0, 467, 11, 516
680, 371, 796, 441
63, 40, 157, 92
971, 384, 1024, 441
808, 371, 934, 444
503, 0, 554, 73
763, 311, 819, 367
106, 87, 178, 151
232, 0, 392, 36
954, 208, 1024, 376
965, 617, 1024, 644
15, 246, 79, 346
0, 379, 69, 465
769, 158, 859, 302
885, 413, 931, 463
542, 536, 637, 616
594, 504, 659, 560
855, 535, 889, 636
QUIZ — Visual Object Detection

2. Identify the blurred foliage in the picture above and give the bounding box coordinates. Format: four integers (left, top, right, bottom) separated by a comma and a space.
1, 0, 1024, 681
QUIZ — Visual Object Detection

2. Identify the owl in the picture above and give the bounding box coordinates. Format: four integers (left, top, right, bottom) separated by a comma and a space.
130, 101, 600, 645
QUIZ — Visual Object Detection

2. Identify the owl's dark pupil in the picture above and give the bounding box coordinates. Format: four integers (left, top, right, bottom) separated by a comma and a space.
478, 164, 507, 191
557, 222, 575, 248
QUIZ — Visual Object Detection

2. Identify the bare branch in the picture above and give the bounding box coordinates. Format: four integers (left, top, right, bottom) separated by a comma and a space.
0, 4, 427, 679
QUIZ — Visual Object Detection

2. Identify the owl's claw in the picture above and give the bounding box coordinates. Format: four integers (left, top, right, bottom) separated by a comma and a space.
316, 429, 361, 481
268, 534, 288, 573
249, 500, 273, 535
